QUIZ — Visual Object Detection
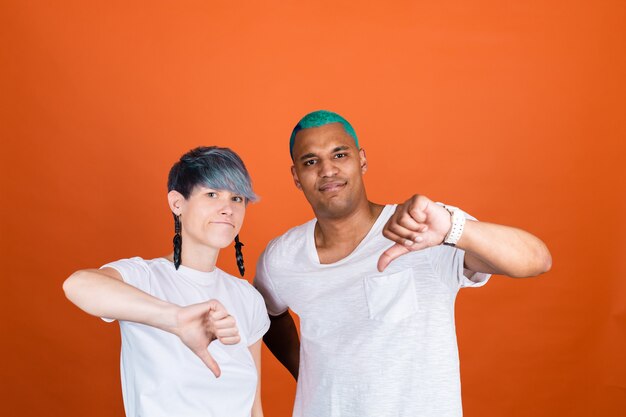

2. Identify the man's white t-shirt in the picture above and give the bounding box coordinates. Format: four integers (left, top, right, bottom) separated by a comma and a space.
254, 205, 490, 417
102, 257, 270, 417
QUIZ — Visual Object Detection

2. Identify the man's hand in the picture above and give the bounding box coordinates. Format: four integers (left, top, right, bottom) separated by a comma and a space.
174, 300, 240, 378
378, 194, 451, 272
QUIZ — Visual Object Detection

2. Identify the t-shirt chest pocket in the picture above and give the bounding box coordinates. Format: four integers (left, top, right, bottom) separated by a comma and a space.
363, 269, 418, 322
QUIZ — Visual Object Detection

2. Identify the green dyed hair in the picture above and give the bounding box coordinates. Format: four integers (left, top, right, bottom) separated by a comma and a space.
289, 110, 359, 159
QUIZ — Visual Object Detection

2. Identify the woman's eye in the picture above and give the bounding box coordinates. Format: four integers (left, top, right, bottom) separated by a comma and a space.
207, 192, 217, 198
232, 196, 244, 203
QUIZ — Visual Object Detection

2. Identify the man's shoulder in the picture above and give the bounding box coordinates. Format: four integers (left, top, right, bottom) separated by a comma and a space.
262, 219, 314, 260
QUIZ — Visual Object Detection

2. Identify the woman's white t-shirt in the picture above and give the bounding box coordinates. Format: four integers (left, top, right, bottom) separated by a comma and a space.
102, 257, 270, 417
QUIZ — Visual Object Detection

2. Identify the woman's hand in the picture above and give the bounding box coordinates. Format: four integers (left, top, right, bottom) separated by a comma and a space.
174, 300, 240, 377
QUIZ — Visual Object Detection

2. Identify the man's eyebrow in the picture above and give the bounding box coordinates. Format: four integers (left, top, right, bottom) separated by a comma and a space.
298, 146, 351, 161
299, 152, 317, 161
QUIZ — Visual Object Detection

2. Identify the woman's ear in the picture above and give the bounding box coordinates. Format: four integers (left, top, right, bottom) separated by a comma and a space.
167, 190, 185, 215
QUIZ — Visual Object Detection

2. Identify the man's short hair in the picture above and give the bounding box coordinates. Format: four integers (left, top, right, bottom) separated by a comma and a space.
168, 146, 258, 203
289, 110, 359, 159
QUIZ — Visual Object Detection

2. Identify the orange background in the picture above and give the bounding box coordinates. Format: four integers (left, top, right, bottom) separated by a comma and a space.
1, 1, 624, 416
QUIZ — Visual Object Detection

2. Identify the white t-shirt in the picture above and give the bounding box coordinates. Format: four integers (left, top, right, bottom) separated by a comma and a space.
254, 205, 490, 417
102, 257, 270, 417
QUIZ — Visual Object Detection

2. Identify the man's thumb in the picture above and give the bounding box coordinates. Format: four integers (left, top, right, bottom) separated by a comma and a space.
377, 244, 409, 272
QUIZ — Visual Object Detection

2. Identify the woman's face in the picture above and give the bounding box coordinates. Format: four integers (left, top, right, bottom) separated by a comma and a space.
177, 185, 246, 251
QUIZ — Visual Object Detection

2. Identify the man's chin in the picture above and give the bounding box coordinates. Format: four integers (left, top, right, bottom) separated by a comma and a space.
314, 199, 355, 219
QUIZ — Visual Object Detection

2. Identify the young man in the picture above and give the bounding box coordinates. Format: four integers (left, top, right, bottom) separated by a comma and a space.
254, 111, 551, 417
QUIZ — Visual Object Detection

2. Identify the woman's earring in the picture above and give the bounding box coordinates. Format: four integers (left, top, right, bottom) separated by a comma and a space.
173, 214, 182, 270
234, 235, 245, 276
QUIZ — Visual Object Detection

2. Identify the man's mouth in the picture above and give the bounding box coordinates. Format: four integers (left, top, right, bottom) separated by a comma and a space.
318, 181, 347, 192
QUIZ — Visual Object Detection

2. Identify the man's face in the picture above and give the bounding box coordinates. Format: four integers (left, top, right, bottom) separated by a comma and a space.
291, 122, 367, 219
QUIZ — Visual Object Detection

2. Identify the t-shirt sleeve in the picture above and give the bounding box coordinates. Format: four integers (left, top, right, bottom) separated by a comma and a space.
99, 257, 151, 322
429, 245, 490, 288
246, 288, 271, 346
253, 247, 289, 316
101, 257, 151, 292
429, 205, 491, 289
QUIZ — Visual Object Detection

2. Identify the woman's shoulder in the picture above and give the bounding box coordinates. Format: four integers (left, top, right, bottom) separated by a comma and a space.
102, 256, 172, 275
216, 269, 262, 299
105, 256, 168, 267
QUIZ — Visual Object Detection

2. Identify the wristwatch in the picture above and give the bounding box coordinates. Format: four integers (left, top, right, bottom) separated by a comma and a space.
442, 205, 465, 246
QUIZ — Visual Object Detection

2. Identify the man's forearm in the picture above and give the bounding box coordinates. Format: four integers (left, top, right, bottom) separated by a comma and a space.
63, 269, 179, 332
263, 311, 300, 380
459, 220, 552, 278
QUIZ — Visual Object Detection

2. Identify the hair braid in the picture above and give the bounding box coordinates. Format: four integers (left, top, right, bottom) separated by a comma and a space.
173, 214, 182, 270
234, 235, 245, 276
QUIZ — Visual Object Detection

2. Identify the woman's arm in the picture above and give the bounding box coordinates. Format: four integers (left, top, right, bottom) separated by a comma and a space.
64, 268, 179, 327
249, 339, 264, 417
63, 268, 240, 377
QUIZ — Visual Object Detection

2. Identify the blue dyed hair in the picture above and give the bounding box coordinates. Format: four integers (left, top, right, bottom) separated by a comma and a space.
168, 146, 258, 203
289, 110, 359, 159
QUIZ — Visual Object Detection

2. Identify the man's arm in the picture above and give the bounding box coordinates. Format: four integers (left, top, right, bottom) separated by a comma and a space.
263, 310, 300, 380
377, 194, 552, 277
63, 268, 240, 377
457, 220, 551, 277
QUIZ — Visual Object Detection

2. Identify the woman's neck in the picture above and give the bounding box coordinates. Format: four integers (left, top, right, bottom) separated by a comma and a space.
165, 243, 219, 272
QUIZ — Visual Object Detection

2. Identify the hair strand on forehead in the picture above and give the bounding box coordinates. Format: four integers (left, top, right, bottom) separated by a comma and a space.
167, 146, 258, 202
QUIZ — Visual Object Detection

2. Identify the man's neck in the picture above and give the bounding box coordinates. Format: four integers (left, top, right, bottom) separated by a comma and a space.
314, 200, 385, 264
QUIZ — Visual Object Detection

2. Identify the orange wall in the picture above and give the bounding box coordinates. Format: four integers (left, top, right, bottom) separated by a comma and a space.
1, 1, 624, 416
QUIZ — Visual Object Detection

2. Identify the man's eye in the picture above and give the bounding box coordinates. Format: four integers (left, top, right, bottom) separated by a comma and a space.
334, 153, 347, 159
304, 160, 316, 166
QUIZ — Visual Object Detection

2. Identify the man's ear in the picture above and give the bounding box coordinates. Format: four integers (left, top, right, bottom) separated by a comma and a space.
359, 148, 368, 174
167, 190, 185, 214
291, 165, 302, 190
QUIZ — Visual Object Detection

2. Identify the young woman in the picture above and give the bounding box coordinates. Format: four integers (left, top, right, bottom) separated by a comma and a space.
63, 146, 269, 417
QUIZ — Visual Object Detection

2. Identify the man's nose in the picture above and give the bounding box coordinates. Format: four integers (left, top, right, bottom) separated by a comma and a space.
318, 158, 338, 177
